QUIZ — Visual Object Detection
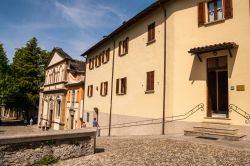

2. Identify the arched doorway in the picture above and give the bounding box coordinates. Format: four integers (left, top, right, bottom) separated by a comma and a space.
94, 107, 99, 122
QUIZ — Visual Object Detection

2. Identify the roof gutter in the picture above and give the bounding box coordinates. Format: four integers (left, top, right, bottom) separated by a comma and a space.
81, 0, 168, 57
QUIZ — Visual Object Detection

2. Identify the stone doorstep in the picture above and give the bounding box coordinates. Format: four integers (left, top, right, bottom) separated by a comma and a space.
184, 130, 246, 141
202, 121, 231, 125
201, 121, 231, 129
193, 126, 238, 135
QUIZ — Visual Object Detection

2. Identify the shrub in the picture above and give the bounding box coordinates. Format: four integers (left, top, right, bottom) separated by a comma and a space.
34, 155, 57, 166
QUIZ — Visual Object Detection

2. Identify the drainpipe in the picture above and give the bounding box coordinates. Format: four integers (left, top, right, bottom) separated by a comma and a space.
160, 3, 167, 135
108, 37, 116, 136
82, 67, 86, 124
82, 56, 87, 127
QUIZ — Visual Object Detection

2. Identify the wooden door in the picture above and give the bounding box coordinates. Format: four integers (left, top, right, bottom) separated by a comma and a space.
218, 71, 228, 114
207, 70, 217, 116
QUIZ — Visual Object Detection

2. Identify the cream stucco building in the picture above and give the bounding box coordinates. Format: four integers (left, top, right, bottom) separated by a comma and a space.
38, 48, 85, 130
82, 0, 250, 137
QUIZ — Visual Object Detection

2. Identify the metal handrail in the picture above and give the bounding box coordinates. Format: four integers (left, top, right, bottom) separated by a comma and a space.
100, 103, 204, 129
229, 104, 250, 124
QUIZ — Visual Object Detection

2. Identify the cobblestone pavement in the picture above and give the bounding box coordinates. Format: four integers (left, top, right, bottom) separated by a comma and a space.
0, 118, 41, 135
0, 125, 41, 135
55, 135, 250, 166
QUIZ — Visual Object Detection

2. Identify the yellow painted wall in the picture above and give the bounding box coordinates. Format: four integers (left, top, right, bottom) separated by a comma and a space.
164, 0, 250, 125
84, 8, 166, 130
84, 0, 250, 129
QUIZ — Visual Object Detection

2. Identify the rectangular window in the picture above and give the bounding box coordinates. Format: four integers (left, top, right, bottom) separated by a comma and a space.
95, 55, 101, 68
89, 58, 94, 70
102, 48, 110, 64
146, 71, 154, 92
198, 0, 233, 26
207, 56, 227, 69
100, 81, 108, 96
148, 22, 155, 42
208, 0, 223, 22
116, 77, 127, 95
87, 85, 93, 97
118, 38, 129, 56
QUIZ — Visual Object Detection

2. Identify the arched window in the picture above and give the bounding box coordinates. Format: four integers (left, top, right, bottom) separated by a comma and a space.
57, 100, 61, 117
53, 69, 56, 83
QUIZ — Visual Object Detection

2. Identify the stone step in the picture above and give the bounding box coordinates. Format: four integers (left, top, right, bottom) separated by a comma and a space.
193, 126, 238, 135
184, 130, 246, 141
202, 121, 230, 125
201, 121, 231, 129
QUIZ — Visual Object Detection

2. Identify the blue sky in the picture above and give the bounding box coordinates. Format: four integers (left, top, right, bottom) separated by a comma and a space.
0, 0, 155, 62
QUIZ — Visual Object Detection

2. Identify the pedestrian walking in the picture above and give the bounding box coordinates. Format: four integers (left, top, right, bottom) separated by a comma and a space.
93, 118, 99, 127
30, 118, 33, 126
93, 118, 100, 136
82, 121, 86, 128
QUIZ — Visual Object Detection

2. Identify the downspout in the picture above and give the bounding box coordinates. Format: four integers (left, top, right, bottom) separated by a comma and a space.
108, 37, 116, 136
160, 3, 167, 135
82, 63, 86, 125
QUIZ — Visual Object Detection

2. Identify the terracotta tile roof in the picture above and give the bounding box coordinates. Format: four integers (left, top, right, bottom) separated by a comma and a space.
70, 60, 85, 72
188, 42, 238, 55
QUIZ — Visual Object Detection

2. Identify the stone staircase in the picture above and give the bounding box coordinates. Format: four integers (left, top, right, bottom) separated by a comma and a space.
184, 122, 246, 141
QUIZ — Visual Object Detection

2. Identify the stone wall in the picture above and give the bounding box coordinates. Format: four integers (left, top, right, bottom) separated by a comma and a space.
0, 129, 96, 166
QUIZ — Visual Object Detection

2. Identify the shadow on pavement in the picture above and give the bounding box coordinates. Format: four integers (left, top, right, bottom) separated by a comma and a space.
0, 120, 24, 126
95, 148, 105, 154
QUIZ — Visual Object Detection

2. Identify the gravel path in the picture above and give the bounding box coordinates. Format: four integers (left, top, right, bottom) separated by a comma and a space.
55, 136, 250, 166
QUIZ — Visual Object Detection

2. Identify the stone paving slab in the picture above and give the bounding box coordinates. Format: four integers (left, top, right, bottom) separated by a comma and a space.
55, 135, 250, 166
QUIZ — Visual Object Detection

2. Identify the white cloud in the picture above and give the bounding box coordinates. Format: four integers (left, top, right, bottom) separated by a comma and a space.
54, 0, 127, 29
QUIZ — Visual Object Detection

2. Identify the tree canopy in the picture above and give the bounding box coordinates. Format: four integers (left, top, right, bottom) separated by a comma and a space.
0, 38, 50, 118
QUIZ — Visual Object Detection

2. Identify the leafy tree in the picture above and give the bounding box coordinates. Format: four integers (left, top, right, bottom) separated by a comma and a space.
0, 43, 8, 77
11, 37, 50, 118
0, 43, 10, 105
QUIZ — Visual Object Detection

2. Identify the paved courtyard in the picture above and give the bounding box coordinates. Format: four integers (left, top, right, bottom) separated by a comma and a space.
55, 135, 250, 166
0, 118, 41, 135
2, 118, 250, 165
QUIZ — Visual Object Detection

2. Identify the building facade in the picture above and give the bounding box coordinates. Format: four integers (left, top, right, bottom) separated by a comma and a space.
82, 0, 250, 136
38, 48, 85, 130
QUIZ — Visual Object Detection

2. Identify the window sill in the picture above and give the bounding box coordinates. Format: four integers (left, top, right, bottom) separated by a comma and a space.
204, 19, 225, 26
119, 52, 128, 57
145, 90, 155, 94
102, 61, 109, 64
116, 93, 126, 96
95, 65, 101, 68
146, 39, 156, 46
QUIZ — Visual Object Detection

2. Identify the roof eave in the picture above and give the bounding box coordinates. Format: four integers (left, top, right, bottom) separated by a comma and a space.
81, 0, 168, 57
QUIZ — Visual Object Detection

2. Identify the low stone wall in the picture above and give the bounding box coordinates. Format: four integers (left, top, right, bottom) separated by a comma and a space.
0, 129, 96, 166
